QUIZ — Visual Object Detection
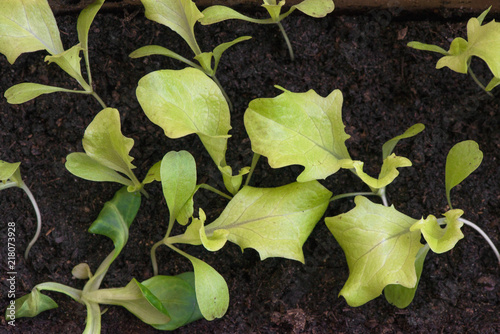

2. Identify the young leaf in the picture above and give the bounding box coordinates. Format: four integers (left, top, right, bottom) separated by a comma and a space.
0, 160, 21, 183
445, 140, 483, 208
0, 0, 64, 64
85, 278, 171, 327
382, 123, 425, 160
352, 154, 412, 190
5, 288, 58, 320
384, 245, 430, 308
65, 152, 135, 187
169, 246, 229, 321
161, 151, 197, 225
325, 196, 423, 306
410, 210, 464, 253
136, 68, 231, 178
77, 0, 104, 53
45, 44, 89, 90
201, 181, 332, 262
485, 76, 500, 91
142, 273, 203, 330
407, 41, 448, 56
244, 87, 353, 182
140, 0, 203, 55
142, 161, 161, 185
4, 83, 77, 105
262, 0, 285, 21
293, 0, 335, 18
129, 45, 201, 69
200, 6, 276, 25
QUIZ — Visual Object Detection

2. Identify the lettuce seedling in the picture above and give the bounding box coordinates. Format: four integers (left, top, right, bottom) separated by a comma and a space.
199, 0, 335, 61
408, 7, 500, 94
0, 160, 42, 259
129, 0, 252, 111
243, 86, 499, 308
0, 0, 107, 107
5, 187, 203, 331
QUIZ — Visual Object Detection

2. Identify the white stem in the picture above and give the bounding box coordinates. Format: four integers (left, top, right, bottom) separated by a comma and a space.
459, 217, 500, 265
21, 184, 42, 260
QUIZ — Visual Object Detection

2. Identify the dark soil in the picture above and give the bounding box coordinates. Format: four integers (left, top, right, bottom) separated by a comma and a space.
1, 4, 499, 334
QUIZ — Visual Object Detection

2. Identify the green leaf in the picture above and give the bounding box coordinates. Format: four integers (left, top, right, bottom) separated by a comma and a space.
212, 36, 252, 74
244, 86, 353, 182
485, 76, 500, 91
220, 165, 250, 195
262, 0, 285, 21
445, 140, 483, 208
4, 83, 77, 104
353, 154, 412, 190
129, 45, 201, 69
407, 41, 449, 56
88, 187, 141, 253
293, 0, 335, 18
382, 123, 425, 160
325, 196, 424, 306
142, 161, 161, 185
136, 68, 231, 172
161, 151, 197, 225
5, 288, 58, 320
180, 252, 229, 320
142, 273, 203, 330
140, 0, 203, 54
85, 278, 171, 327
77, 0, 104, 52
0, 160, 21, 182
410, 210, 464, 253
200, 6, 275, 25
477, 6, 491, 25
72, 263, 93, 280
65, 152, 135, 187
0, 0, 64, 64
82, 108, 140, 189
436, 15, 500, 77
384, 245, 430, 308
45, 44, 88, 88
203, 181, 332, 262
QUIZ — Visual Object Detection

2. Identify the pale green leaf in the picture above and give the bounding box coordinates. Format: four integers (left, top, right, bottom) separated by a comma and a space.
0, 160, 21, 181
193, 52, 214, 75
45, 44, 88, 89
262, 0, 285, 21
325, 196, 423, 306
384, 245, 430, 308
181, 252, 229, 320
293, 0, 335, 18
4, 82, 76, 104
161, 151, 197, 224
142, 160, 161, 185
382, 123, 425, 160
407, 41, 449, 56
83, 301, 101, 334
72, 263, 93, 280
485, 76, 500, 91
82, 108, 137, 180
65, 152, 134, 187
5, 288, 58, 320
85, 278, 171, 326
77, 0, 104, 52
410, 210, 464, 253
477, 7, 492, 25
212, 36, 252, 74
244, 87, 353, 182
136, 68, 231, 169
197, 209, 230, 251
220, 165, 250, 195
445, 140, 483, 208
200, 5, 275, 25
0, 0, 64, 64
143, 273, 203, 330
353, 154, 412, 190
129, 45, 201, 69
140, 0, 203, 54
204, 181, 332, 262
436, 16, 500, 77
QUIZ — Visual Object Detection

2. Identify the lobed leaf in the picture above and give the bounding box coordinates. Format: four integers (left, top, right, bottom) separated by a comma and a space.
4, 83, 77, 105
325, 196, 423, 306
203, 181, 332, 262
45, 44, 86, 87
445, 140, 483, 208
161, 151, 197, 225
244, 87, 353, 182
140, 0, 203, 54
353, 154, 412, 190
0, 0, 64, 64
410, 209, 464, 254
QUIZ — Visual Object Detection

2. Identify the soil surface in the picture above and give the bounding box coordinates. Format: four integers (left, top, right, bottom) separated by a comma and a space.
1, 3, 499, 334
